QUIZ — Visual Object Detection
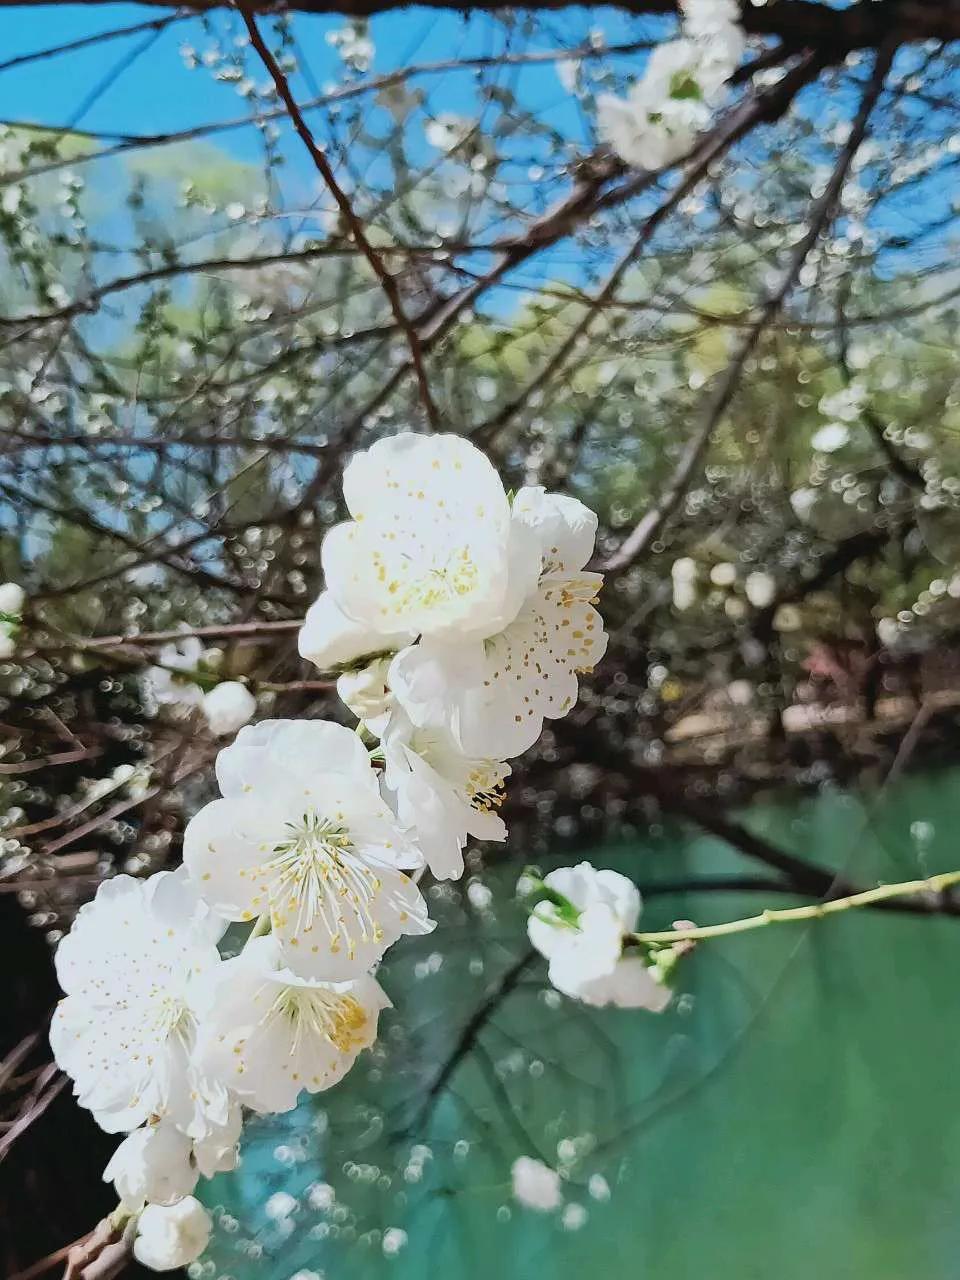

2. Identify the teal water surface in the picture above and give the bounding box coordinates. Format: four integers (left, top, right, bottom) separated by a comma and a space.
200, 769, 960, 1280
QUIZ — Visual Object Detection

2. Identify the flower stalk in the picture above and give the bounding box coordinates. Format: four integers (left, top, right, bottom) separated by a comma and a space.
630, 870, 960, 946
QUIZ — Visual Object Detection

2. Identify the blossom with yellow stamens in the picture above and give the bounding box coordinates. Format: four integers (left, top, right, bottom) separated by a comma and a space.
196, 937, 390, 1113
183, 719, 433, 980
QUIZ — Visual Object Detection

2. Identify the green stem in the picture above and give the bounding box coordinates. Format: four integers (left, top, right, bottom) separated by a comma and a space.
631, 870, 960, 945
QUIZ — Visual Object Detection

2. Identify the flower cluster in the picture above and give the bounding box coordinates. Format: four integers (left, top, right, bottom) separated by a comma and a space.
597, 0, 746, 170
49, 432, 614, 1269
299, 432, 608, 875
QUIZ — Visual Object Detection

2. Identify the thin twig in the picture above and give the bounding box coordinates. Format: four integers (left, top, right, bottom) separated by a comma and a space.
238, 5, 440, 430
603, 41, 896, 573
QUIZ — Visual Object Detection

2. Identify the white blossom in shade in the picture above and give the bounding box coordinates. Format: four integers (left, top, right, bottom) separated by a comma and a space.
389, 487, 606, 759
144, 636, 207, 712
133, 1196, 212, 1271
0, 581, 24, 657
382, 1227, 408, 1256
671, 557, 698, 611
202, 681, 256, 737
818, 383, 867, 422
511, 1157, 563, 1212
196, 937, 389, 1114
811, 422, 850, 453
50, 869, 227, 1135
574, 954, 672, 1012
381, 710, 509, 881
744, 571, 777, 609
321, 433, 523, 643
298, 589, 413, 673
336, 657, 394, 734
790, 487, 819, 522
0, 581, 24, 615
527, 862, 671, 1011
183, 719, 433, 979
103, 1124, 197, 1209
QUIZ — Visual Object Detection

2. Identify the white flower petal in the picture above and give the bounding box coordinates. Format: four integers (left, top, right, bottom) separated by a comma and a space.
202, 681, 256, 737
214, 718, 376, 799
134, 1197, 211, 1270
104, 1124, 196, 1209
322, 433, 514, 640
197, 938, 390, 1113
298, 589, 413, 671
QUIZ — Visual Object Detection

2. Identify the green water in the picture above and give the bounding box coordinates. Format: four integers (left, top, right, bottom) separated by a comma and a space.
200, 770, 960, 1279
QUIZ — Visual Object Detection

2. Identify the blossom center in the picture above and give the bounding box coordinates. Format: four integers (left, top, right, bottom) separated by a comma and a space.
272, 986, 370, 1056
260, 811, 384, 960
374, 545, 479, 615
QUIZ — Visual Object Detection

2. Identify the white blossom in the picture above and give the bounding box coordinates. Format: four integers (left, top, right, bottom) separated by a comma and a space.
744, 571, 776, 608
201, 680, 256, 736
681, 0, 743, 40
133, 1196, 212, 1271
811, 422, 850, 453
382, 709, 509, 880
527, 862, 671, 1011
196, 937, 389, 1113
425, 113, 474, 153
320, 433, 523, 643
389, 486, 606, 759
183, 719, 433, 979
103, 1124, 197, 1209
598, 0, 744, 172
511, 1156, 562, 1212
50, 869, 230, 1135
336, 657, 394, 733
144, 636, 208, 713
671, 556, 698, 611
299, 588, 414, 673
818, 383, 866, 422
0, 581, 24, 615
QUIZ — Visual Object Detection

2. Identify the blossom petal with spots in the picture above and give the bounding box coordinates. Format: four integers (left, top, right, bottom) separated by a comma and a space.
184, 719, 433, 980
389, 489, 606, 758
50, 869, 226, 1135
196, 937, 390, 1114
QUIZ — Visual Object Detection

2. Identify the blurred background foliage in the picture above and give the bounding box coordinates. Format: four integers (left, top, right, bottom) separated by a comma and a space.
3, 5, 960, 1276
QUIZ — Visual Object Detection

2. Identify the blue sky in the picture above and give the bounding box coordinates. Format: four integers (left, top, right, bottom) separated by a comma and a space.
0, 6, 955, 310
0, 5, 645, 163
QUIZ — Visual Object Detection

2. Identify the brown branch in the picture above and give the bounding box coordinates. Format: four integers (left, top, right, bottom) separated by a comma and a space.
3, 0, 958, 57
238, 4, 440, 430
24, 617, 302, 658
